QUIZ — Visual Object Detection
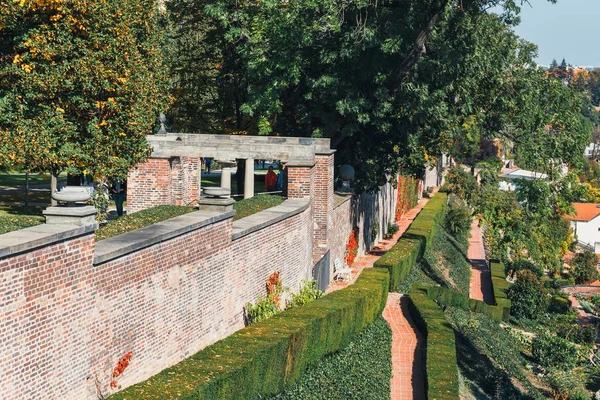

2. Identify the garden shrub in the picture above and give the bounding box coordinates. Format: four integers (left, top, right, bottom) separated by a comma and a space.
0, 214, 44, 235
506, 259, 544, 280
408, 284, 459, 400
444, 196, 472, 236
507, 270, 549, 320
532, 334, 580, 370
109, 268, 390, 400
570, 248, 600, 284
442, 166, 478, 201
95, 205, 195, 241
374, 192, 447, 290
489, 261, 511, 319
286, 280, 323, 310
263, 317, 392, 400
548, 294, 571, 314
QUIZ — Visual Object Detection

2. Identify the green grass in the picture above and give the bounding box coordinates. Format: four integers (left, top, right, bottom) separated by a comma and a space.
95, 205, 195, 241
0, 171, 67, 187
0, 214, 45, 235
233, 195, 285, 221
262, 317, 392, 400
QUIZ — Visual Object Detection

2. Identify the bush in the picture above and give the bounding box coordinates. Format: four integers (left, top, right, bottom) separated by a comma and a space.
95, 205, 195, 241
374, 192, 447, 290
109, 268, 390, 400
532, 334, 580, 370
548, 295, 571, 314
286, 280, 323, 309
384, 222, 399, 238
490, 261, 511, 319
233, 195, 285, 221
444, 196, 472, 236
570, 248, 600, 284
0, 215, 44, 235
408, 284, 459, 400
507, 270, 549, 320
264, 317, 392, 400
442, 166, 479, 201
506, 259, 544, 280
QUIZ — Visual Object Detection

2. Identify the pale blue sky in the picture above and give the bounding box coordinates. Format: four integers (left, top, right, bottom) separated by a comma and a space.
511, 0, 600, 67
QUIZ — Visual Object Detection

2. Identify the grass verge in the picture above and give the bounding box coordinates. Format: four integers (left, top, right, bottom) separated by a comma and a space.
233, 195, 285, 221
0, 215, 45, 235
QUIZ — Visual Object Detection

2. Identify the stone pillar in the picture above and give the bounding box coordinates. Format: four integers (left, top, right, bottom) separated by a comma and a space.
244, 158, 254, 199
43, 205, 98, 226
221, 167, 232, 191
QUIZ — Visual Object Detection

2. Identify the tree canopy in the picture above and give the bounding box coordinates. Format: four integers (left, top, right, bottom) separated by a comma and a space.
0, 0, 169, 180
167, 0, 581, 188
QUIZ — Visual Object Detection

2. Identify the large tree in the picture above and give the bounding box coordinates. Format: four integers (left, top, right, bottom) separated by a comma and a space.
168, 0, 579, 188
0, 0, 169, 184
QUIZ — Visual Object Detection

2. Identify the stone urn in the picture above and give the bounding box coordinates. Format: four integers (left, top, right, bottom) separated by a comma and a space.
52, 186, 92, 205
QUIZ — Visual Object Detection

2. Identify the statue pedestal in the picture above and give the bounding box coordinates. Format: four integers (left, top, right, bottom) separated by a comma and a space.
43, 205, 97, 226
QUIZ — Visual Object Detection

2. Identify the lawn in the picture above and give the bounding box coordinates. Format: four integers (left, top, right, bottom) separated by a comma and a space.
0, 171, 67, 187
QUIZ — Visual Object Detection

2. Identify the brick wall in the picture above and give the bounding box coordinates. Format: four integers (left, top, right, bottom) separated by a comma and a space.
0, 205, 313, 399
127, 157, 200, 214
0, 233, 96, 399
312, 154, 334, 264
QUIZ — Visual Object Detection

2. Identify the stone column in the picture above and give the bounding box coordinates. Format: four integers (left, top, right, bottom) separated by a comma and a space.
244, 158, 254, 199
221, 167, 232, 191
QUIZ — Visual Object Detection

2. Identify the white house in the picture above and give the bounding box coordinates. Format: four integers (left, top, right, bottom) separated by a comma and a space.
498, 168, 548, 191
566, 203, 600, 251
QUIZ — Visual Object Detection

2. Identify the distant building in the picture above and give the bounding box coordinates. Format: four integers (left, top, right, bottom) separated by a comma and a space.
585, 143, 597, 159
565, 203, 600, 251
498, 168, 548, 191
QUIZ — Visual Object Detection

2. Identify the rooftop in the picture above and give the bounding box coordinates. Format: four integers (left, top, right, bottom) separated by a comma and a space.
565, 203, 600, 222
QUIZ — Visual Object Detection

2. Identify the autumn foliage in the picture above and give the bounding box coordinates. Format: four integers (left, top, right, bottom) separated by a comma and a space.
0, 0, 169, 179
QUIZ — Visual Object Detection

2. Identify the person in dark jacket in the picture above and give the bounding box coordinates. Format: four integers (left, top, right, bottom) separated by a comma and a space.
110, 180, 127, 217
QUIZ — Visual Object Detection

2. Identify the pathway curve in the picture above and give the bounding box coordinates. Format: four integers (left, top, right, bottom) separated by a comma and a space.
326, 193, 435, 400
468, 218, 494, 304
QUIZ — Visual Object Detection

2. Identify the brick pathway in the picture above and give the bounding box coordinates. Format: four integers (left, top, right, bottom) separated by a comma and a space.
468, 218, 494, 304
326, 192, 436, 400
383, 293, 425, 400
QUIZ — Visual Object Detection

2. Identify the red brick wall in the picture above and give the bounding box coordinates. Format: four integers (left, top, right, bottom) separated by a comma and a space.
0, 234, 96, 399
287, 166, 313, 200
0, 205, 313, 399
312, 154, 334, 264
127, 157, 200, 214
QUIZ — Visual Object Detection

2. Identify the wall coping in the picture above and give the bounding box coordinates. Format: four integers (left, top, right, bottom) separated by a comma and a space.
333, 193, 352, 209
0, 223, 98, 260
94, 210, 234, 265
232, 199, 310, 241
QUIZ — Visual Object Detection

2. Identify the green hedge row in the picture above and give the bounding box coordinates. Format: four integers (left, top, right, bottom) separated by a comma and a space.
490, 261, 511, 319
408, 284, 459, 400
424, 285, 505, 322
110, 268, 390, 400
374, 192, 447, 290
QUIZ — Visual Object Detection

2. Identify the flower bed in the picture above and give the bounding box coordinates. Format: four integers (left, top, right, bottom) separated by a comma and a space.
374, 192, 447, 290
108, 268, 390, 400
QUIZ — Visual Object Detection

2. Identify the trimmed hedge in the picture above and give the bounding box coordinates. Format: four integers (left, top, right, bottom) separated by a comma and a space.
374, 192, 447, 290
408, 284, 459, 400
424, 285, 505, 322
266, 316, 392, 400
490, 261, 511, 319
109, 268, 390, 400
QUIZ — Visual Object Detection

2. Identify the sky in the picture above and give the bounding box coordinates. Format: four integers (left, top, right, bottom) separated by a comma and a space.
511, 0, 600, 67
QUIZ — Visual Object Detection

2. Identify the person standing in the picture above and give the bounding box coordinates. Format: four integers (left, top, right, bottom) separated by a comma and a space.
111, 179, 126, 217
265, 166, 278, 192
205, 157, 212, 173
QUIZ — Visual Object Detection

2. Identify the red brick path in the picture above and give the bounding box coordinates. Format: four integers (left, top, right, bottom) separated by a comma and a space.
468, 218, 494, 304
326, 193, 435, 400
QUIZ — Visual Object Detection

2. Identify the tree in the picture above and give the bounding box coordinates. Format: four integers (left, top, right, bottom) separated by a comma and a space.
570, 248, 600, 284
0, 0, 169, 187
169, 0, 567, 189
507, 270, 549, 320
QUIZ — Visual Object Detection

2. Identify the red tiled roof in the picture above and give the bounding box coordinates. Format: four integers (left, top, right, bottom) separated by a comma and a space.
565, 203, 600, 222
